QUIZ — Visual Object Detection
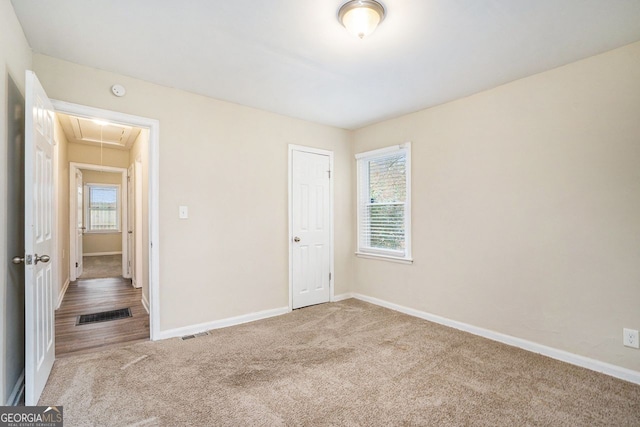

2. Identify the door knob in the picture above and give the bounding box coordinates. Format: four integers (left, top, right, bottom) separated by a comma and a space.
293, 237, 301, 242
12, 256, 24, 264
35, 254, 50, 264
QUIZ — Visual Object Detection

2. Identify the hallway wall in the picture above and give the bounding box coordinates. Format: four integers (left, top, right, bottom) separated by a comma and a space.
68, 141, 129, 168
129, 129, 150, 305
54, 116, 69, 306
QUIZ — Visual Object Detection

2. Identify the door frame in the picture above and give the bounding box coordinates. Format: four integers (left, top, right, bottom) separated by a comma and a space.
71, 168, 83, 281
287, 144, 335, 311
52, 100, 161, 341
134, 154, 143, 289
69, 162, 128, 281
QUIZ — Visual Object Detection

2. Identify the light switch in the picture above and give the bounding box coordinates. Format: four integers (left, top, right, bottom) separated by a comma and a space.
179, 205, 188, 219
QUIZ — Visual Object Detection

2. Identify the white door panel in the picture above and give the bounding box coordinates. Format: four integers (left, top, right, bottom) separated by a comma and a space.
75, 169, 83, 278
292, 150, 330, 309
127, 164, 134, 281
134, 158, 143, 289
25, 70, 56, 405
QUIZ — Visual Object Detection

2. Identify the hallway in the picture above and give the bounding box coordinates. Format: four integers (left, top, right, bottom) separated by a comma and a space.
55, 277, 149, 356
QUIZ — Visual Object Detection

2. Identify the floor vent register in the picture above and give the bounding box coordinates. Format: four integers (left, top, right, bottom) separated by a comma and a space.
77, 307, 132, 325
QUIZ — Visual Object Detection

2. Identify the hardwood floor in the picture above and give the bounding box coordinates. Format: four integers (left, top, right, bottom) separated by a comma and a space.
56, 276, 149, 357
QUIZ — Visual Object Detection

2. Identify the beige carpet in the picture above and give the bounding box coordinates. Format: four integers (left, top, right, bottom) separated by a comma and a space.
79, 255, 122, 279
39, 299, 640, 426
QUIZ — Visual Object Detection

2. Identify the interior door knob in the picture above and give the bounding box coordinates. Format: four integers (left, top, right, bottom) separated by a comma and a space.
12, 256, 24, 264
293, 237, 301, 242
35, 254, 50, 264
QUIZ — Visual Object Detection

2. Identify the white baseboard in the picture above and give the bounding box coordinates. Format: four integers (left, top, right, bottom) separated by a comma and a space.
56, 278, 70, 310
351, 293, 640, 386
157, 306, 290, 340
141, 293, 150, 315
332, 292, 354, 302
6, 370, 24, 406
83, 251, 122, 257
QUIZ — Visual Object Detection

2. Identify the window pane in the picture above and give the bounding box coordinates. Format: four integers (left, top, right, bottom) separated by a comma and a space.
368, 155, 406, 203
89, 186, 118, 230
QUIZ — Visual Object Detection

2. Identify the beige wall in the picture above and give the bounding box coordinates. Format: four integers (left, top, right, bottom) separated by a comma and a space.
82, 169, 122, 185
54, 117, 69, 302
129, 129, 150, 303
68, 141, 129, 168
81, 170, 123, 254
0, 0, 32, 405
83, 234, 122, 255
34, 54, 354, 331
352, 42, 640, 372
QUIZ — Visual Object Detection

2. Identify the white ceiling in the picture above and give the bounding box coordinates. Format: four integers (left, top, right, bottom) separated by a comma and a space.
57, 113, 142, 150
11, 0, 640, 130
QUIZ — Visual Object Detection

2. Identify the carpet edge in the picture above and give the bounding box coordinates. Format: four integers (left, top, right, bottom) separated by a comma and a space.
352, 292, 640, 385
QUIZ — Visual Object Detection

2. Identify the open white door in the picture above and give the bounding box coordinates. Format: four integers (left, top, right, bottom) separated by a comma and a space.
134, 158, 143, 289
24, 71, 56, 405
127, 164, 134, 282
291, 150, 331, 309
75, 169, 83, 278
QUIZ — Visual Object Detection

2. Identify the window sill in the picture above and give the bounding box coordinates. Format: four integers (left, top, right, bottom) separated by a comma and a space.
355, 252, 413, 265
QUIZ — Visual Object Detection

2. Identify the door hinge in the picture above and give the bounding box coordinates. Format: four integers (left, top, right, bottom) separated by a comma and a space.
75, 262, 78, 268
329, 272, 332, 281
328, 170, 331, 179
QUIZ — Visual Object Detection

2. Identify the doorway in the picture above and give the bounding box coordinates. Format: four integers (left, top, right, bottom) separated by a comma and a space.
58, 117, 148, 356
69, 163, 128, 282
5, 75, 26, 406
288, 145, 335, 310
51, 100, 160, 341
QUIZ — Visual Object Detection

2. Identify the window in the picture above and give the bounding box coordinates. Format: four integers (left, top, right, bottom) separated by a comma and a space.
356, 143, 412, 262
84, 184, 120, 232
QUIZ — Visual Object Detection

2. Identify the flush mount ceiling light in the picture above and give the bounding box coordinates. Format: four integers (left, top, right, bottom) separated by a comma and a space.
338, 0, 386, 39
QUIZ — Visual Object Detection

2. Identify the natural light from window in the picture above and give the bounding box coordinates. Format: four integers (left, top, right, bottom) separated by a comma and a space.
356, 143, 412, 263
85, 184, 120, 232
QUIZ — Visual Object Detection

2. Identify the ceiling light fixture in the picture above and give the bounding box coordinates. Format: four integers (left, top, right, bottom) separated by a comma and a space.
92, 119, 110, 126
338, 0, 385, 39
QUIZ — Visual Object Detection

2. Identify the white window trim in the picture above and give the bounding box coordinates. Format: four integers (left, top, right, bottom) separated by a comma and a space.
356, 142, 412, 263
84, 182, 122, 233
